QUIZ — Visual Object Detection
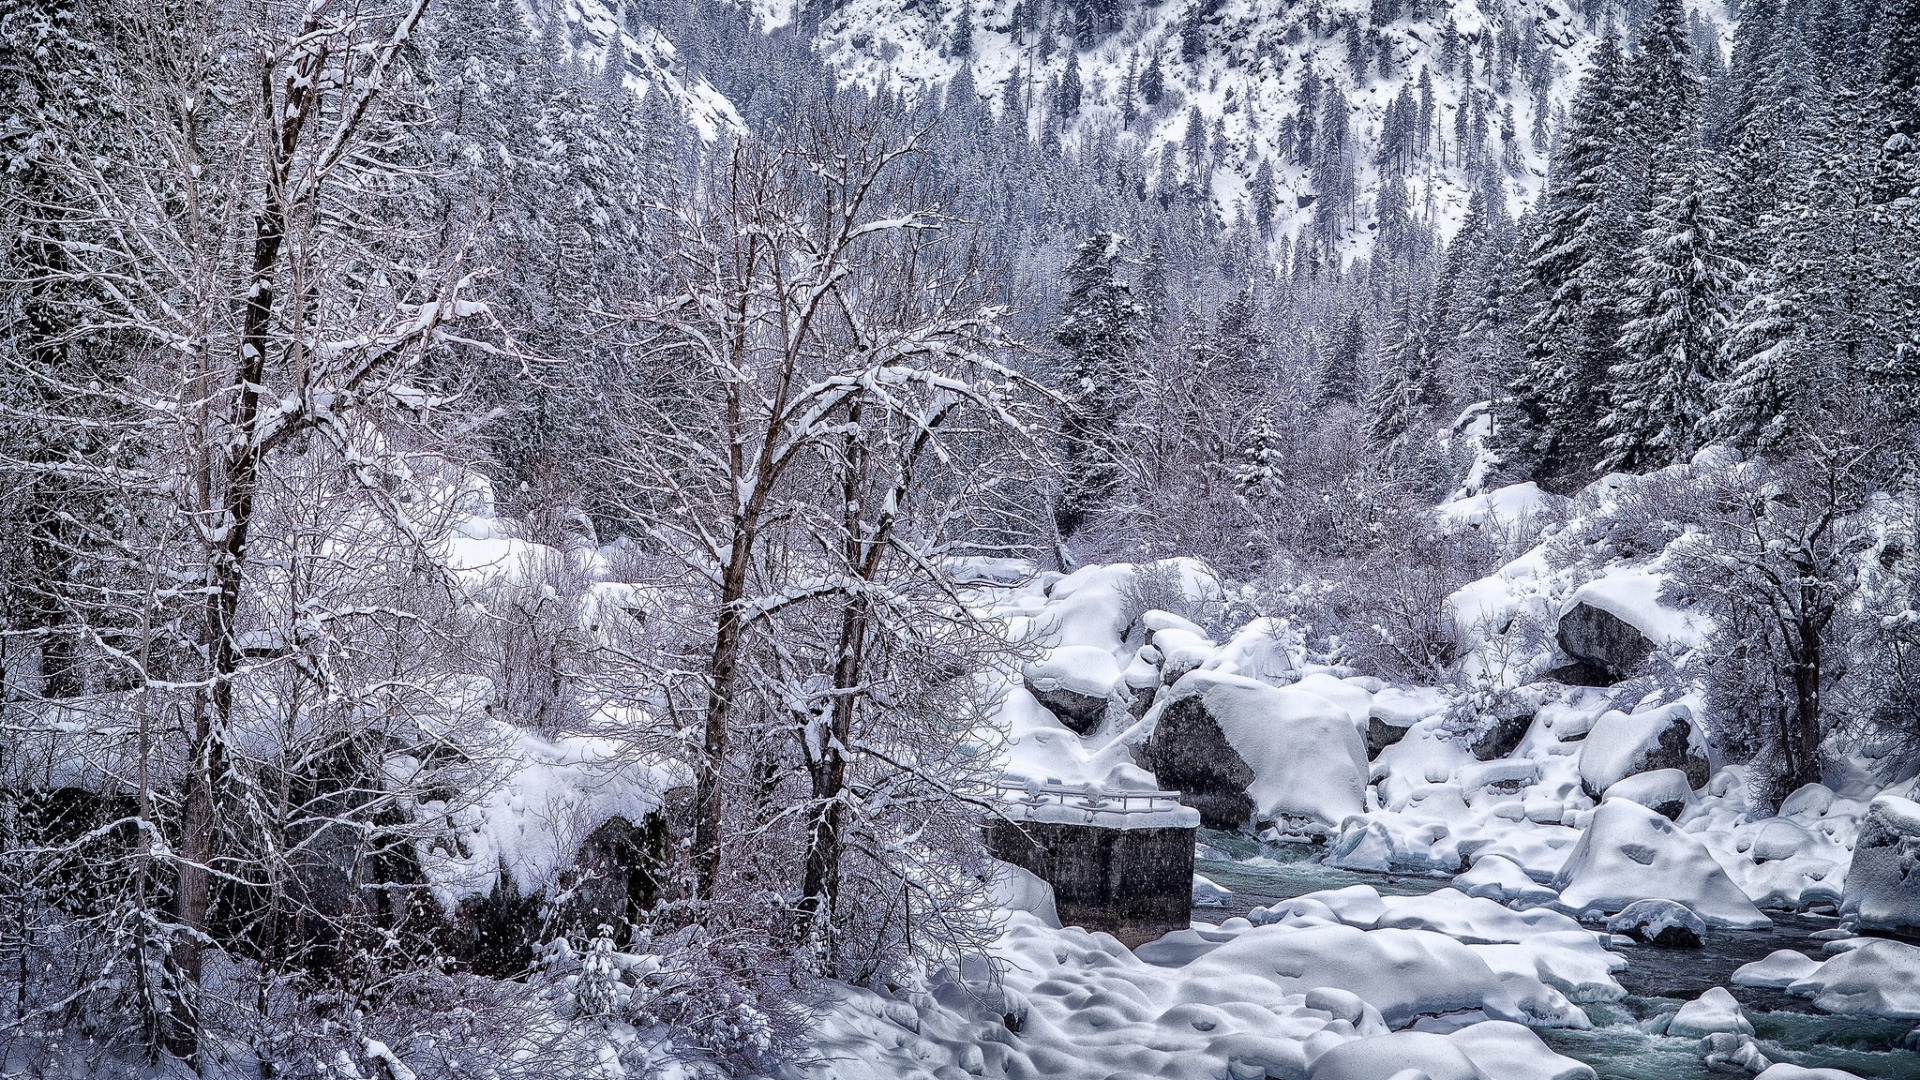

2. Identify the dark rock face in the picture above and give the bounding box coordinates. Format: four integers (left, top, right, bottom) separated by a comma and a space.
1607, 898, 1706, 947
1579, 713, 1711, 802
1137, 694, 1257, 830
1471, 712, 1535, 762
1841, 797, 1920, 940
1367, 715, 1411, 759
985, 820, 1194, 948
1023, 678, 1109, 735
1554, 602, 1655, 686
1128, 684, 1158, 720
445, 802, 684, 976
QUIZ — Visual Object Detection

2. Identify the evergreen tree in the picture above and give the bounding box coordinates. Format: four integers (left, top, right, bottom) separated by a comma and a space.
1058, 50, 1083, 118
1055, 231, 1146, 536
1313, 309, 1369, 406
1600, 168, 1742, 471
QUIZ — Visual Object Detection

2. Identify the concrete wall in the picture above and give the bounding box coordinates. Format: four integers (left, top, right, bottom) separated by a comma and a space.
986, 820, 1194, 947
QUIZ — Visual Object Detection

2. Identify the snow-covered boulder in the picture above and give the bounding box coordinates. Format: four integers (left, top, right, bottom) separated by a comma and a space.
1839, 795, 1920, 939
1454, 855, 1560, 909
1786, 938, 1920, 1019
1307, 1031, 1487, 1080
1754, 1067, 1866, 1080
1577, 703, 1709, 801
1137, 670, 1367, 835
1606, 899, 1705, 947
1022, 645, 1121, 735
1549, 799, 1770, 929
1733, 950, 1824, 989
1668, 987, 1753, 1038
1365, 686, 1448, 758
1374, 892, 1585, 945
1699, 1032, 1772, 1076
1550, 601, 1653, 686
1184, 924, 1528, 1029
1602, 769, 1693, 821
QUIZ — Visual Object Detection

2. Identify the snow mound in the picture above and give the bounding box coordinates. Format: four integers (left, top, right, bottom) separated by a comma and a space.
1138, 669, 1367, 835
1785, 939, 1920, 1020
1024, 645, 1123, 700
1605, 899, 1704, 947
1732, 950, 1824, 989
1454, 855, 1560, 909
1668, 987, 1753, 1038
1549, 799, 1770, 929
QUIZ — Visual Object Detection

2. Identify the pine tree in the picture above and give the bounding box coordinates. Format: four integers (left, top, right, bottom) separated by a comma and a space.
1058, 50, 1083, 118
1600, 169, 1742, 471
1251, 156, 1279, 233
1507, 31, 1625, 483
1055, 231, 1146, 536
1313, 309, 1369, 406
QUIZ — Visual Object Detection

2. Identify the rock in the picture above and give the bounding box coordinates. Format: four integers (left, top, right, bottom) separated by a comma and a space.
1138, 670, 1367, 835
1369, 713, 1413, 757
1669, 987, 1754, 1038
1699, 1032, 1772, 1075
1607, 899, 1707, 947
1553, 601, 1654, 685
1577, 703, 1709, 801
1470, 711, 1535, 762
1022, 645, 1122, 735
1550, 799, 1771, 929
1733, 950, 1824, 989
1603, 769, 1694, 821
1839, 795, 1920, 939
1786, 938, 1920, 1019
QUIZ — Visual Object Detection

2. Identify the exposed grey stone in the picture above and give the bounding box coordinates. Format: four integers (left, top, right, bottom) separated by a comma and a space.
1367, 714, 1410, 758
1022, 677, 1109, 735
1554, 601, 1655, 686
1136, 693, 1257, 830
985, 820, 1194, 948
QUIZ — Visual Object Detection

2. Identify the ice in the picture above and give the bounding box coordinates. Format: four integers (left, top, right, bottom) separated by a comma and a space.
1606, 898, 1705, 947
1549, 799, 1771, 929
1785, 938, 1920, 1019
1667, 986, 1753, 1038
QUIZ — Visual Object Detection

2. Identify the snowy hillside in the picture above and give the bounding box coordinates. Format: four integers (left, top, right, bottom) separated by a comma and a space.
808, 0, 1726, 251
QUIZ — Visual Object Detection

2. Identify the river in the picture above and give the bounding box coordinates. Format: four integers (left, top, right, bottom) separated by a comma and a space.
1191, 832, 1920, 1080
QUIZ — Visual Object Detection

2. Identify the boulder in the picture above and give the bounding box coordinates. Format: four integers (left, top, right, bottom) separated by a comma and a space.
1786, 938, 1920, 1019
1840, 795, 1920, 939
1550, 799, 1770, 929
1603, 769, 1694, 821
1607, 898, 1707, 947
1368, 714, 1412, 758
1022, 645, 1121, 735
1471, 711, 1535, 762
1669, 987, 1753, 1038
1552, 601, 1654, 686
1138, 670, 1367, 835
1577, 704, 1709, 801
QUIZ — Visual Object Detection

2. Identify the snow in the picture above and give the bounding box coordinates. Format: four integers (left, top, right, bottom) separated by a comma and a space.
1667, 986, 1753, 1038
1138, 669, 1369, 835
1454, 854, 1560, 908
1732, 950, 1825, 989
1562, 567, 1705, 652
1024, 645, 1124, 699
1784, 939, 1920, 1020
1605, 898, 1705, 946
1576, 703, 1705, 798
1548, 799, 1771, 929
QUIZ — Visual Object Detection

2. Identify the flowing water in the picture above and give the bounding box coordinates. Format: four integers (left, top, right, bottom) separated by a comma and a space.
1191, 831, 1920, 1080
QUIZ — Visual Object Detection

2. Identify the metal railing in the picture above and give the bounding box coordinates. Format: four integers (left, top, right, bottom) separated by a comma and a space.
992, 781, 1187, 814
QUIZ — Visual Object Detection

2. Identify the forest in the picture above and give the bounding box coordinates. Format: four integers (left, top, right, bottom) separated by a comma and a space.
2, 0, 1919, 1076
